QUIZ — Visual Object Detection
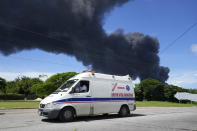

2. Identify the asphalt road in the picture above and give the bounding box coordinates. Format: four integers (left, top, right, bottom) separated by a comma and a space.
0, 107, 197, 131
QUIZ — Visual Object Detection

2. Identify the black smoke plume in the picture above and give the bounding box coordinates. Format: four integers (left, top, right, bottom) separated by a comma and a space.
0, 0, 169, 82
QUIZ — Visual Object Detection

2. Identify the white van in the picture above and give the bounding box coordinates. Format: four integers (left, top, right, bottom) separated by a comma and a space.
38, 70, 136, 121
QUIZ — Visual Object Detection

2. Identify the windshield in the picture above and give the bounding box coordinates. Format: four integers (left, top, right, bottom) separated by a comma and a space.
54, 79, 78, 93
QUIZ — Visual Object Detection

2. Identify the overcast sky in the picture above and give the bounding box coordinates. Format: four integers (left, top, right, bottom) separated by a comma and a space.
0, 0, 197, 88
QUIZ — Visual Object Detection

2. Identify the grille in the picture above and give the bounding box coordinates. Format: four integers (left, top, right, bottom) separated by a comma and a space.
40, 104, 45, 108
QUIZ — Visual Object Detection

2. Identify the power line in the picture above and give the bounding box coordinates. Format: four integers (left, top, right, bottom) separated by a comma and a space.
0, 20, 69, 44
0, 20, 106, 58
0, 38, 73, 67
0, 20, 86, 68
1, 19, 197, 57
160, 22, 197, 54
0, 20, 134, 67
0, 19, 161, 69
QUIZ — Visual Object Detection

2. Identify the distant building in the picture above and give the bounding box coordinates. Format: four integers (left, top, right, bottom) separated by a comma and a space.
175, 92, 197, 102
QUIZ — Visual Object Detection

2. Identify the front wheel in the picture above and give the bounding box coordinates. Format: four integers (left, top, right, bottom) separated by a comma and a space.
119, 106, 130, 117
59, 108, 74, 122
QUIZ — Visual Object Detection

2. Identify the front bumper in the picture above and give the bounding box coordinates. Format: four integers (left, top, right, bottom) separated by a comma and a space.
38, 108, 60, 119
133, 104, 136, 111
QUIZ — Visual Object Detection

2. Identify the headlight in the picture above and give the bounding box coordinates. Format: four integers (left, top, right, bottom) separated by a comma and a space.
45, 102, 57, 109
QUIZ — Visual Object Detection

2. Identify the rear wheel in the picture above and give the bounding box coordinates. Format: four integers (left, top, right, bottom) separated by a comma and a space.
119, 105, 130, 117
59, 108, 74, 122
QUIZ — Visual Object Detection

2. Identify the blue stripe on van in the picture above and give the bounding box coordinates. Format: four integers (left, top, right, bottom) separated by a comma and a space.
54, 97, 135, 103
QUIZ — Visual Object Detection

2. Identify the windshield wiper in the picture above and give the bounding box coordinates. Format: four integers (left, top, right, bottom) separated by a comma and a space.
62, 88, 70, 92
52, 89, 62, 94
52, 91, 59, 94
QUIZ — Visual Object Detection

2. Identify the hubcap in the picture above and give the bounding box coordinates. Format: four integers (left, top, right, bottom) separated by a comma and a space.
64, 110, 72, 119
122, 107, 127, 115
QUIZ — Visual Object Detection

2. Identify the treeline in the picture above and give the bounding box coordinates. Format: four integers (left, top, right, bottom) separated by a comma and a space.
135, 79, 197, 102
0, 72, 197, 101
0, 72, 77, 100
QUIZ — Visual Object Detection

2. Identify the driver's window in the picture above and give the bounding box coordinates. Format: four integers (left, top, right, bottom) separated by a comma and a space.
74, 80, 89, 93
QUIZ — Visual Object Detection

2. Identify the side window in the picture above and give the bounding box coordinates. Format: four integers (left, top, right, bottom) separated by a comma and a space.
74, 80, 89, 93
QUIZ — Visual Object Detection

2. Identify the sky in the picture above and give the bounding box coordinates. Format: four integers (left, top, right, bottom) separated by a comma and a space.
0, 0, 197, 88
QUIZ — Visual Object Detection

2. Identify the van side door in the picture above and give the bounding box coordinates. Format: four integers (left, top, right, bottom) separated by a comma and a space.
91, 80, 112, 114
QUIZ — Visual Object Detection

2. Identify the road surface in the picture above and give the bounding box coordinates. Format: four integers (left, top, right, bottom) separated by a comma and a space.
0, 107, 197, 131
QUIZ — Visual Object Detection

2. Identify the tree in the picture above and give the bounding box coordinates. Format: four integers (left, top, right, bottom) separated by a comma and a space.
15, 76, 43, 98
164, 84, 194, 102
134, 84, 143, 101
31, 83, 47, 98
0, 77, 6, 94
31, 72, 77, 97
44, 72, 77, 94
138, 78, 165, 101
6, 81, 20, 94
164, 85, 178, 102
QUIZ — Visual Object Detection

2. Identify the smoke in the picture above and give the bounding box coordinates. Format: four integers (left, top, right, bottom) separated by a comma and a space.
0, 0, 169, 82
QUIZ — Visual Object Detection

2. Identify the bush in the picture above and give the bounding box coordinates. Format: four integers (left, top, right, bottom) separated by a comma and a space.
0, 93, 25, 100
31, 83, 48, 98
138, 78, 165, 101
134, 84, 143, 101
45, 72, 77, 94
31, 72, 78, 98
0, 77, 6, 94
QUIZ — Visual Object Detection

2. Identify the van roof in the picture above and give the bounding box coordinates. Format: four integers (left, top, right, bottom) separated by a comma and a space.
71, 72, 132, 81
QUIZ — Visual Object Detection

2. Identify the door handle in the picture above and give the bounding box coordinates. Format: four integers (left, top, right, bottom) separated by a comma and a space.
86, 95, 91, 97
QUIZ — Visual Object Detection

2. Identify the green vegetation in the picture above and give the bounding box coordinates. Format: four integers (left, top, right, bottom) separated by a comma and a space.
0, 101, 40, 109
1, 72, 77, 100
31, 72, 77, 98
136, 101, 197, 107
0, 72, 197, 105
135, 78, 197, 102
0, 77, 6, 94
0, 93, 25, 100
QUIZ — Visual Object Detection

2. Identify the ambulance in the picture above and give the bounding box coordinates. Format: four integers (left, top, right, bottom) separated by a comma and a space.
38, 70, 136, 121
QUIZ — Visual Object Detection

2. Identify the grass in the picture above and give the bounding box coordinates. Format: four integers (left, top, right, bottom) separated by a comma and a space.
0, 101, 40, 109
136, 101, 197, 107
0, 101, 196, 109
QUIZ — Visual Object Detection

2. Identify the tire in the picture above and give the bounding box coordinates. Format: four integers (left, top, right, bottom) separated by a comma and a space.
59, 107, 75, 122
119, 105, 130, 117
